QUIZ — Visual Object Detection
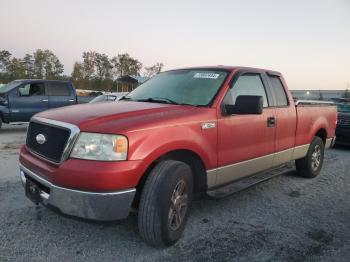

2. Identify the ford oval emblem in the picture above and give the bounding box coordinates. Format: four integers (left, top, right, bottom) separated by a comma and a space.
36, 134, 47, 145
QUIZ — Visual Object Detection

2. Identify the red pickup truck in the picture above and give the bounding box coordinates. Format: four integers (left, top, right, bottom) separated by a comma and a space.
19, 66, 337, 247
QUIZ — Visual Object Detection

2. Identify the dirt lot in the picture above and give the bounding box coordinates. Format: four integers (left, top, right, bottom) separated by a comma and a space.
0, 123, 349, 262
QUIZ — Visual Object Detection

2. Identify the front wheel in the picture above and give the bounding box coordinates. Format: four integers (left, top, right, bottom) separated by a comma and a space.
295, 136, 325, 178
138, 160, 193, 247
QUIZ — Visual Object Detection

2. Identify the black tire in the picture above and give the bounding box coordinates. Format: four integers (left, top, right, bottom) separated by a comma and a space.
295, 136, 325, 178
0, 117, 2, 129
138, 160, 193, 247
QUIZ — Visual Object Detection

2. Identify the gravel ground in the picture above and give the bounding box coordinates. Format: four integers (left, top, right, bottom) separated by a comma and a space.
0, 123, 349, 262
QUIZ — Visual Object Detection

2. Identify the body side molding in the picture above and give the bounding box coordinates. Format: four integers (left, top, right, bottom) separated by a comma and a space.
206, 144, 310, 189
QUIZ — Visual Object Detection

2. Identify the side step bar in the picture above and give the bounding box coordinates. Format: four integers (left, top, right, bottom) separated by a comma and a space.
207, 162, 294, 199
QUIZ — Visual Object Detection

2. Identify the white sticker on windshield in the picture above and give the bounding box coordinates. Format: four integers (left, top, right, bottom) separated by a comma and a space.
194, 73, 220, 79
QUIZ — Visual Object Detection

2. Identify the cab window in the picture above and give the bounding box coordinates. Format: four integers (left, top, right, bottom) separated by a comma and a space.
18, 83, 45, 96
223, 74, 269, 107
46, 82, 71, 96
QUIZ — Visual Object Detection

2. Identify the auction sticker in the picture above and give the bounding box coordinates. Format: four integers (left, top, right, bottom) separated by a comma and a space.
194, 72, 220, 79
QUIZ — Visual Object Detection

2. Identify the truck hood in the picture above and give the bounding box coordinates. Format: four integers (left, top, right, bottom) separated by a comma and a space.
36, 101, 201, 133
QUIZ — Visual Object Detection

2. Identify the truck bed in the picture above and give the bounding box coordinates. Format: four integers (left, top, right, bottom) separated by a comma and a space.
295, 104, 337, 146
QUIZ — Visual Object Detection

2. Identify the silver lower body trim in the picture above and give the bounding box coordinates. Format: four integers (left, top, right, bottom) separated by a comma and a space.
325, 137, 335, 149
207, 144, 311, 188
20, 164, 136, 221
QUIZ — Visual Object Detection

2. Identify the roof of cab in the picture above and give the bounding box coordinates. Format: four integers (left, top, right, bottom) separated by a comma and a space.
165, 65, 282, 76
15, 79, 71, 83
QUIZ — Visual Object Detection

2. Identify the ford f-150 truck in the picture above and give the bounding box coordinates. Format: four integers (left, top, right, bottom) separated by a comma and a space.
0, 79, 91, 128
19, 66, 337, 247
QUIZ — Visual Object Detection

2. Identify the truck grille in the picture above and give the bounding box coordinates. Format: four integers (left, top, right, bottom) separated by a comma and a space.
26, 121, 72, 163
338, 113, 350, 128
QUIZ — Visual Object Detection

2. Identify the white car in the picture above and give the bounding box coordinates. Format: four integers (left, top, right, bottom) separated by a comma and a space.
89, 92, 128, 103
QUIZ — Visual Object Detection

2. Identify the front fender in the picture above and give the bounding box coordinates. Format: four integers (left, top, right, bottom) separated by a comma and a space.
0, 105, 10, 122
126, 123, 217, 171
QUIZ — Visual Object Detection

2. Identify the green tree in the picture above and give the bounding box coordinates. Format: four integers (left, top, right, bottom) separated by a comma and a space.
0, 49, 64, 82
0, 50, 12, 82
144, 62, 164, 77
71, 62, 84, 81
111, 53, 142, 77
0, 50, 12, 73
72, 51, 147, 91
23, 54, 34, 78
81, 51, 96, 79
33, 49, 46, 78
95, 53, 112, 80
7, 58, 26, 79
33, 49, 64, 79
46, 52, 64, 79
73, 52, 115, 91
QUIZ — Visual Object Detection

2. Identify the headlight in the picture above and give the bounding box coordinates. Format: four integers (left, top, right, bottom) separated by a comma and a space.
70, 133, 128, 161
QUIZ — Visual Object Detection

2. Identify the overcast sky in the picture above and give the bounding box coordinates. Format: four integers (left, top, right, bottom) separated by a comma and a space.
1, 0, 349, 90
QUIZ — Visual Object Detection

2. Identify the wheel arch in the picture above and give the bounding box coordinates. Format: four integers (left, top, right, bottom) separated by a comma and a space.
314, 128, 327, 144
133, 149, 208, 207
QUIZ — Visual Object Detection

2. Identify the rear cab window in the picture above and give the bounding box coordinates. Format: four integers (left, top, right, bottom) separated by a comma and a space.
46, 82, 71, 96
267, 75, 289, 107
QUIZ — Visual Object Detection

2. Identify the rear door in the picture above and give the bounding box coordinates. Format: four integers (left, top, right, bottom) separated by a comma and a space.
216, 70, 276, 186
9, 82, 48, 122
46, 81, 76, 109
264, 73, 296, 166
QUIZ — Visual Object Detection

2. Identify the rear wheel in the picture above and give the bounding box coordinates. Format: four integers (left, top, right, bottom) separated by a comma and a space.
138, 160, 193, 247
295, 136, 324, 178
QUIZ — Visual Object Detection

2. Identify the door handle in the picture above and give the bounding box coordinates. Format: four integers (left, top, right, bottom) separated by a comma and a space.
42, 99, 48, 102
267, 116, 276, 127
68, 99, 74, 102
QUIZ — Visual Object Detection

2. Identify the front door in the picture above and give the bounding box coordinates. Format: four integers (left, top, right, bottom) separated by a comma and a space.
215, 72, 276, 186
9, 82, 48, 122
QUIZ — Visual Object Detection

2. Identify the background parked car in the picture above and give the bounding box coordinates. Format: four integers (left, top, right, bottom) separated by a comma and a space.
335, 102, 350, 145
89, 92, 128, 103
0, 79, 91, 128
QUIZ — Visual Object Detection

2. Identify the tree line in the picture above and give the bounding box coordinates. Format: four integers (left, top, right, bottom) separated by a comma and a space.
0, 49, 163, 91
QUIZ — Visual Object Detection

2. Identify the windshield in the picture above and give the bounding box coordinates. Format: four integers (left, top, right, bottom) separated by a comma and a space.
124, 69, 228, 106
0, 80, 22, 93
337, 104, 350, 113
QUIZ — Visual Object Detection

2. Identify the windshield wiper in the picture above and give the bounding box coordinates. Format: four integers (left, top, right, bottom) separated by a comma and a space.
120, 96, 134, 101
136, 97, 179, 105
121, 96, 200, 107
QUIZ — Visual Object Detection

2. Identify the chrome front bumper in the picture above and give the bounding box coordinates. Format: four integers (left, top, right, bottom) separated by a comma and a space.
20, 164, 136, 221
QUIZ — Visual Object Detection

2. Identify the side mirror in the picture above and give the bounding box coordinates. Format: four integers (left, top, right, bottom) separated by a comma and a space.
225, 95, 263, 115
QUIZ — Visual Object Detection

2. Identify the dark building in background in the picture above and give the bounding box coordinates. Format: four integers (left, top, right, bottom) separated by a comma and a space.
116, 75, 149, 92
